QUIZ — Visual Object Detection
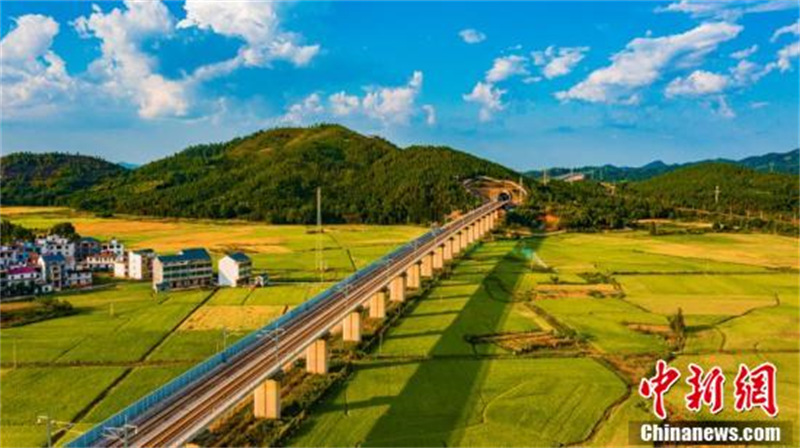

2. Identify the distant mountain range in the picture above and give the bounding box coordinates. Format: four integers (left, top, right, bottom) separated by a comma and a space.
0, 125, 516, 224
525, 148, 799, 182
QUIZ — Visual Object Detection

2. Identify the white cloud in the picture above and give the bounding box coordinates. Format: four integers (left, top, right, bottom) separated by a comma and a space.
658, 1, 797, 20
730, 44, 758, 59
768, 21, 800, 72
750, 101, 769, 109
422, 104, 436, 126
772, 20, 800, 42
362, 71, 424, 124
531, 46, 589, 79
322, 71, 426, 125
665, 70, 729, 97
463, 81, 506, 121
329, 92, 360, 116
485, 55, 528, 83
714, 95, 735, 118
74, 0, 189, 119
0, 14, 76, 118
459, 28, 486, 44
280, 92, 324, 124
178, 1, 319, 68
556, 22, 742, 104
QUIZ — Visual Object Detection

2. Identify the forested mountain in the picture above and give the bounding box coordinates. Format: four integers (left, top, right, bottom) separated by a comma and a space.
525, 148, 799, 181
0, 153, 126, 205
510, 161, 798, 233
7, 125, 517, 224
633, 162, 798, 218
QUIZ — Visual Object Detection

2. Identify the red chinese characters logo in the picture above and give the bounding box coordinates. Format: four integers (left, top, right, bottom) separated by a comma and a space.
639, 360, 778, 419
639, 360, 681, 419
685, 363, 725, 414
734, 362, 778, 417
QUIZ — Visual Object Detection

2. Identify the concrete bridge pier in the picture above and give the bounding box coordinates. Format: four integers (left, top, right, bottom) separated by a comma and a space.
306, 339, 328, 374
443, 238, 453, 261
420, 253, 433, 278
406, 263, 421, 289
342, 310, 362, 342
460, 229, 468, 249
368, 290, 386, 318
433, 246, 444, 270
451, 234, 462, 255
253, 378, 281, 420
466, 225, 475, 245
389, 275, 406, 303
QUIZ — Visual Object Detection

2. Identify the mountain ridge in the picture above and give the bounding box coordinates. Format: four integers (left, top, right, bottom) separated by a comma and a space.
1, 125, 518, 224
525, 148, 799, 181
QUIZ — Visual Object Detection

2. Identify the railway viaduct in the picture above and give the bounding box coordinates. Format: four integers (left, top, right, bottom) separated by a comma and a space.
67, 200, 506, 448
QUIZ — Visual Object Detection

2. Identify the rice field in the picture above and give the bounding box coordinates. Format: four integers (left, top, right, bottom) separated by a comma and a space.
0, 208, 425, 448
1, 207, 797, 447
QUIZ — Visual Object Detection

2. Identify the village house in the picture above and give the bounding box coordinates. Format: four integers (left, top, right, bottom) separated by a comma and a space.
38, 235, 76, 267
1, 265, 41, 296
83, 250, 119, 271
66, 268, 93, 289
114, 260, 128, 278
152, 248, 213, 292
77, 236, 101, 260
101, 238, 125, 258
128, 249, 156, 280
218, 252, 252, 287
38, 253, 67, 291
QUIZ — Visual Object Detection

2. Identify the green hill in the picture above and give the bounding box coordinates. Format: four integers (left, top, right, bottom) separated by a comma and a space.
525, 148, 800, 181
65, 125, 517, 224
633, 162, 798, 218
0, 153, 126, 205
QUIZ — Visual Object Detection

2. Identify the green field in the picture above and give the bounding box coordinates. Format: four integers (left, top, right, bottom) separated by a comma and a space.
1, 208, 797, 447
0, 208, 425, 448
292, 230, 798, 447
292, 241, 630, 447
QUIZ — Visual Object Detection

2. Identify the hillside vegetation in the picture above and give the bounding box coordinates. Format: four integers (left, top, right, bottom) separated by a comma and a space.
0, 153, 126, 205
3, 125, 517, 224
510, 162, 799, 233
525, 148, 799, 182
634, 162, 798, 217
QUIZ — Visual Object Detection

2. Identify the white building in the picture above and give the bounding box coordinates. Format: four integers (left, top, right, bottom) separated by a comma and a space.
38, 254, 67, 291
0, 246, 21, 267
38, 235, 76, 267
128, 249, 156, 280
113, 260, 128, 278
102, 238, 125, 258
218, 252, 252, 287
66, 269, 92, 288
84, 251, 118, 271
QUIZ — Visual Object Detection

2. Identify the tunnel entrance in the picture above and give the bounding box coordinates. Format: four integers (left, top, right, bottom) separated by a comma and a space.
497, 191, 511, 202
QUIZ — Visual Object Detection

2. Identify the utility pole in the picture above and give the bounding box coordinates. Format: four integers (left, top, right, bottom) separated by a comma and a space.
316, 187, 324, 283
543, 168, 548, 185
37, 415, 53, 448
714, 185, 720, 205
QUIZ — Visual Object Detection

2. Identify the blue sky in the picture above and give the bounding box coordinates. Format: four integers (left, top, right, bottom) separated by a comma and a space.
1, 1, 798, 170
